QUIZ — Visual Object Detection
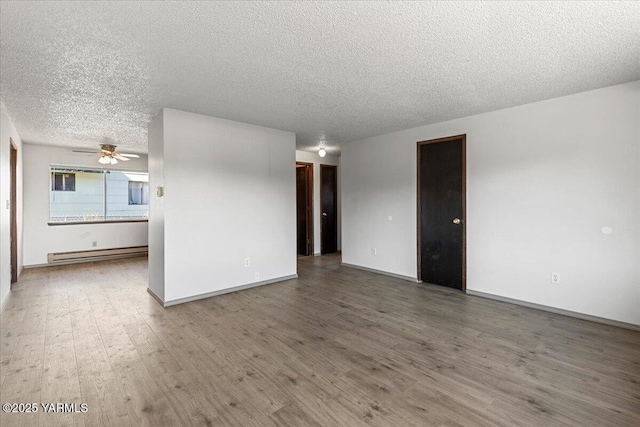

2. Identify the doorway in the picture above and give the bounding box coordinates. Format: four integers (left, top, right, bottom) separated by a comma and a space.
320, 164, 338, 255
296, 162, 313, 257
417, 134, 466, 291
10, 138, 18, 285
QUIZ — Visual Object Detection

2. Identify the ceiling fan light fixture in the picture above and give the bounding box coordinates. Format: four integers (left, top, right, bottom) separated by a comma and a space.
73, 144, 139, 164
100, 144, 116, 153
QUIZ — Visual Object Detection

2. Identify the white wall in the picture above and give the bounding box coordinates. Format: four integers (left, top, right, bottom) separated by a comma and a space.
150, 108, 297, 304
0, 103, 23, 311
148, 111, 165, 301
342, 81, 640, 325
22, 144, 149, 266
295, 150, 341, 254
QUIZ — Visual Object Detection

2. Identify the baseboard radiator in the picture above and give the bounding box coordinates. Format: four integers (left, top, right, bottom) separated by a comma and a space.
47, 246, 148, 265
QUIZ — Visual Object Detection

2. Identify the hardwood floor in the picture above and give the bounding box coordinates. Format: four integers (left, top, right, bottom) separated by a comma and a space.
1, 255, 639, 426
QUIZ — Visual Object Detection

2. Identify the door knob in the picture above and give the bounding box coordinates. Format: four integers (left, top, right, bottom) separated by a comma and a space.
322, 212, 328, 217
453, 218, 461, 225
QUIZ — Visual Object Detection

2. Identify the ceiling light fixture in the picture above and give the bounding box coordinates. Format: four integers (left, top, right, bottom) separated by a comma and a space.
74, 144, 140, 165
318, 141, 327, 158
99, 153, 118, 165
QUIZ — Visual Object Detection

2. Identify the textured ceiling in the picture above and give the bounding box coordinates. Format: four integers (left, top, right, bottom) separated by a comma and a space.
1, 1, 639, 154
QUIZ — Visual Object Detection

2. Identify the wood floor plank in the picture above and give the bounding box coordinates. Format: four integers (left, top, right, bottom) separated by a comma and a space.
0, 331, 46, 427
39, 293, 84, 427
269, 402, 324, 427
75, 349, 131, 427
1, 255, 638, 426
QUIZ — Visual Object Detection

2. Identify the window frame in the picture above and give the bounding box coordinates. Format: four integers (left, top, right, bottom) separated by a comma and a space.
51, 172, 76, 192
48, 165, 150, 226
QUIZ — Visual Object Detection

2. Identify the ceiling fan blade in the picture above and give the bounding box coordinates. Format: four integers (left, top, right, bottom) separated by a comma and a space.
101, 149, 113, 154
112, 154, 131, 161
72, 149, 100, 154
119, 153, 140, 158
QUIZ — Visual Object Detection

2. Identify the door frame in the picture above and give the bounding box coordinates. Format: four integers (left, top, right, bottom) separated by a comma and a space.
416, 134, 467, 291
10, 138, 18, 285
320, 164, 338, 255
296, 162, 314, 256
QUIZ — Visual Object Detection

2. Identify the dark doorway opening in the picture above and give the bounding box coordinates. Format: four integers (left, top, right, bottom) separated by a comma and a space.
320, 164, 338, 255
417, 135, 466, 291
10, 138, 18, 285
296, 162, 313, 257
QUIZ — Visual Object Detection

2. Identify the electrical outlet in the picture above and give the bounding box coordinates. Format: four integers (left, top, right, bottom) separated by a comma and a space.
551, 272, 560, 284
244, 258, 250, 267
371, 248, 377, 255
254, 272, 260, 281
92, 241, 98, 248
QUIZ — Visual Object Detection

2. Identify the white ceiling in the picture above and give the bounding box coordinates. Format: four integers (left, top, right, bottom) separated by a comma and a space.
1, 1, 638, 154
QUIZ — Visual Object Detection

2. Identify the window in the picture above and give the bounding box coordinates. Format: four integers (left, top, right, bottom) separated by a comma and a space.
49, 166, 149, 223
52, 172, 75, 191
128, 182, 149, 205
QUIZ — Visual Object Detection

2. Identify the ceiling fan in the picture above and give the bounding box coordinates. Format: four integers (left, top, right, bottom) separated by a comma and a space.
72, 144, 140, 165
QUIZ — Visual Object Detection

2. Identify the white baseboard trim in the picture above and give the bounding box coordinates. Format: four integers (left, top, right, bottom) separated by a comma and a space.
23, 263, 52, 269
153, 274, 298, 307
341, 262, 419, 283
467, 290, 640, 332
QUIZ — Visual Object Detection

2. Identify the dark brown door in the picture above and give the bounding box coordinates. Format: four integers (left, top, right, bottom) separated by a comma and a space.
296, 163, 313, 256
418, 135, 466, 290
320, 165, 338, 255
10, 140, 18, 284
